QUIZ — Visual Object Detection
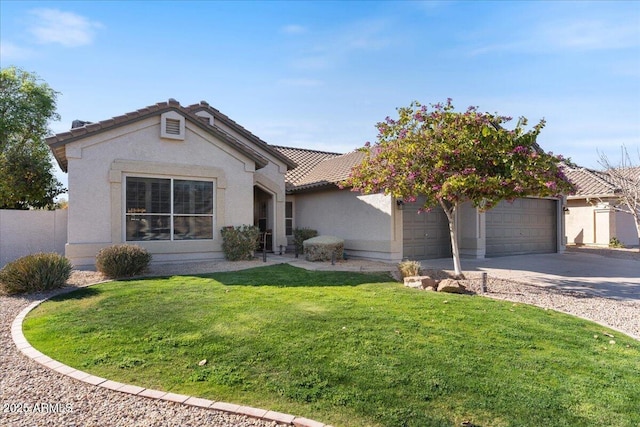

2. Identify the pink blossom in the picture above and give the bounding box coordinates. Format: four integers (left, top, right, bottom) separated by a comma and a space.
512, 146, 528, 154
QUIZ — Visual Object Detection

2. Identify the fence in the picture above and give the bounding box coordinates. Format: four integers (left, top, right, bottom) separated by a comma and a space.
0, 209, 68, 268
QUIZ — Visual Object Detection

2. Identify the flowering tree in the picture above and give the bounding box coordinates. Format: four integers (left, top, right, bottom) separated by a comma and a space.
343, 100, 575, 275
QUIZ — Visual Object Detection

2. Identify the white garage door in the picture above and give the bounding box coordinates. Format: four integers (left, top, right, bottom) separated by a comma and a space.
486, 198, 557, 257
402, 197, 452, 260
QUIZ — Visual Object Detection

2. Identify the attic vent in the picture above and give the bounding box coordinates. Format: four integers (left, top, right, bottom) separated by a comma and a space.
160, 111, 185, 140
165, 118, 181, 135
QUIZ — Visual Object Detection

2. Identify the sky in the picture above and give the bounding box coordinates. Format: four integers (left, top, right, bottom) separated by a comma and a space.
1, 0, 639, 189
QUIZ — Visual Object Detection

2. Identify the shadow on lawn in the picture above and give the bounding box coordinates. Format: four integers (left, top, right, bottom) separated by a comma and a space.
196, 263, 394, 288
49, 286, 102, 302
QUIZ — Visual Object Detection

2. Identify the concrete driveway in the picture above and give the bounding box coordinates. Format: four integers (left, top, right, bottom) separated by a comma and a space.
420, 250, 640, 301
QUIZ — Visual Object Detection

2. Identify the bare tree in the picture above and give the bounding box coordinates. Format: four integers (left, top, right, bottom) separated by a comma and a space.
598, 145, 640, 251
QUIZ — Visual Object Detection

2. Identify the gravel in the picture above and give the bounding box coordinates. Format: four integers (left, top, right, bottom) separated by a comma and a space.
2, 252, 638, 426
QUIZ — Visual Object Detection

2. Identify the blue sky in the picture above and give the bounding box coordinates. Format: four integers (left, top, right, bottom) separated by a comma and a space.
1, 0, 639, 188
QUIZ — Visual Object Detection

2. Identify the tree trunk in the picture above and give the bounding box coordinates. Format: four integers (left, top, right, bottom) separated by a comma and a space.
439, 199, 462, 276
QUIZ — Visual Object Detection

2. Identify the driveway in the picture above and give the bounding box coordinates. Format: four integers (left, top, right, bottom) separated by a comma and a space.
420, 249, 640, 301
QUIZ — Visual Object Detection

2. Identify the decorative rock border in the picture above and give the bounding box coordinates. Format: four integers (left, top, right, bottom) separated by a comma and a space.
11, 286, 333, 427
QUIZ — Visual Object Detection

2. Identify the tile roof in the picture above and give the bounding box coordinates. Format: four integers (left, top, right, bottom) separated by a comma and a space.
185, 102, 296, 170
286, 150, 367, 192
562, 165, 640, 198
271, 146, 341, 189
562, 166, 618, 197
46, 99, 295, 172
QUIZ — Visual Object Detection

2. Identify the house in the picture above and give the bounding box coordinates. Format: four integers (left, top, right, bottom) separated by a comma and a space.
46, 99, 567, 268
563, 165, 639, 247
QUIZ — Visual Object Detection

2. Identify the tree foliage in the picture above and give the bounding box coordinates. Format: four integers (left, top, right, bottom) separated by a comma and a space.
0, 66, 65, 209
343, 100, 575, 274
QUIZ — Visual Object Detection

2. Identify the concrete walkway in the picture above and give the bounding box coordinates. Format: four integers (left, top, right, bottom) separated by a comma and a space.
420, 251, 640, 301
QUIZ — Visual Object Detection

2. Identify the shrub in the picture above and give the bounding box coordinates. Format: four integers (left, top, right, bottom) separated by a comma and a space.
609, 237, 624, 248
0, 252, 72, 295
398, 260, 422, 279
220, 225, 261, 261
293, 227, 318, 254
303, 235, 344, 262
96, 244, 152, 278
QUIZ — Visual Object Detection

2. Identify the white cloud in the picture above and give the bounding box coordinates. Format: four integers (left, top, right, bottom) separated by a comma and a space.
289, 18, 393, 71
281, 24, 307, 35
28, 9, 103, 47
469, 17, 639, 56
0, 41, 34, 60
541, 20, 639, 51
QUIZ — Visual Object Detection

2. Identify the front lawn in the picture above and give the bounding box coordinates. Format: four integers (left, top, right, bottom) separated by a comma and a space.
23, 264, 640, 427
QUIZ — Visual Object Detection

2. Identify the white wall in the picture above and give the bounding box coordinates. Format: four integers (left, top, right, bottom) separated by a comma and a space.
565, 198, 639, 247
294, 189, 402, 261
63, 115, 272, 267
0, 209, 68, 268
614, 210, 639, 247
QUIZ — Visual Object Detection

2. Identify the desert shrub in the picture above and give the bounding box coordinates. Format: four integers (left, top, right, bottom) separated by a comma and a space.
398, 260, 422, 279
96, 244, 152, 278
220, 225, 261, 261
609, 237, 624, 248
303, 235, 344, 262
0, 252, 72, 295
293, 227, 318, 254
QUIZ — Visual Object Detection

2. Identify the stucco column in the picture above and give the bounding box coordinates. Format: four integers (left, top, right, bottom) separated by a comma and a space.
458, 202, 486, 258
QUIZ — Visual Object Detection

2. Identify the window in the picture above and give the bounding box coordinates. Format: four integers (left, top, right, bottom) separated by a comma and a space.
125, 177, 214, 241
285, 201, 293, 236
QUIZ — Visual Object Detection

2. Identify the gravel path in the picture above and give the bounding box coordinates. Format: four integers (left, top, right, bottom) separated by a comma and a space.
2, 251, 638, 426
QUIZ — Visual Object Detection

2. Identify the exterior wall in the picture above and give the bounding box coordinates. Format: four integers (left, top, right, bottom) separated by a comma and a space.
64, 116, 262, 268
615, 210, 638, 247
565, 197, 637, 247
458, 202, 486, 258
565, 200, 597, 245
0, 209, 67, 268
294, 189, 402, 261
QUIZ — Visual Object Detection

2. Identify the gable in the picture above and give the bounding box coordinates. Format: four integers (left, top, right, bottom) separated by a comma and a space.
46, 99, 294, 173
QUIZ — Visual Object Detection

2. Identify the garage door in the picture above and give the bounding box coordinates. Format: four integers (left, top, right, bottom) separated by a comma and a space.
486, 198, 557, 257
402, 197, 452, 260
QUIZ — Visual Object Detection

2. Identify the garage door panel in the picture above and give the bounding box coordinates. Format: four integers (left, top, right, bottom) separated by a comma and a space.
402, 197, 452, 260
486, 198, 557, 256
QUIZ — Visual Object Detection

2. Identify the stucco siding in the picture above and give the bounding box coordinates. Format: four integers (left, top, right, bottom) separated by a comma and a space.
294, 189, 402, 261
614, 211, 638, 247
565, 201, 596, 245
64, 116, 259, 267
565, 198, 638, 247
0, 209, 68, 268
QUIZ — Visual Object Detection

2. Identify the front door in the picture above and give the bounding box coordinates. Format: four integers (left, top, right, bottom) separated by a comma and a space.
254, 187, 273, 251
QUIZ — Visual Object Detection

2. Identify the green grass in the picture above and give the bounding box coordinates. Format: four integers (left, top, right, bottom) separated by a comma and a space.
23, 264, 640, 427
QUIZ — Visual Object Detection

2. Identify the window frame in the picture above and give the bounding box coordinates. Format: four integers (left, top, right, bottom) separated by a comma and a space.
124, 175, 215, 242
285, 200, 294, 237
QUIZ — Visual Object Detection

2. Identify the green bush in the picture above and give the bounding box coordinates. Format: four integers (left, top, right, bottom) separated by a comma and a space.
220, 225, 261, 261
0, 252, 72, 295
609, 237, 624, 248
96, 244, 152, 278
293, 227, 318, 254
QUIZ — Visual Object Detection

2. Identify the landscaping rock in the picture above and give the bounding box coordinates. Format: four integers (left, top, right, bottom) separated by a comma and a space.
303, 235, 344, 262
437, 278, 467, 294
404, 276, 438, 289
